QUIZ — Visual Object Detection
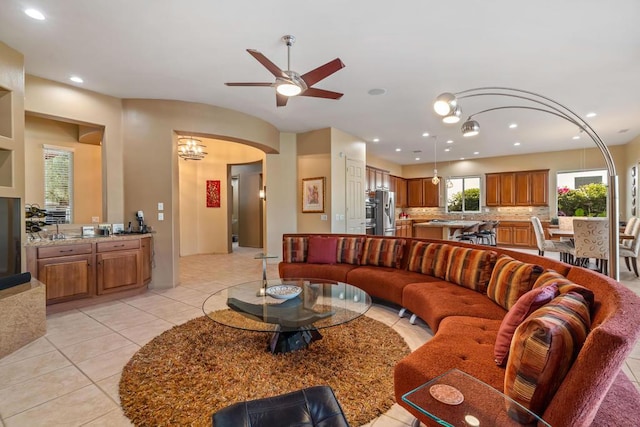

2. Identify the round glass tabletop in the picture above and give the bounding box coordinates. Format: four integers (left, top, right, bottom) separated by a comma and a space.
202, 278, 371, 333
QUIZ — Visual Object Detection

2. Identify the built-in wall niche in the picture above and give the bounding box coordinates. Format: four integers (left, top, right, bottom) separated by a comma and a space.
0, 148, 12, 187
0, 88, 12, 139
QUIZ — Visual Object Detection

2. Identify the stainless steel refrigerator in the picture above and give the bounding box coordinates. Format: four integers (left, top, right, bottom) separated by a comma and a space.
374, 190, 395, 236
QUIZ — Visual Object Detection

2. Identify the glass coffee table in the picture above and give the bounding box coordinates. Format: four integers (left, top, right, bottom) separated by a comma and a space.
202, 278, 371, 353
402, 369, 550, 426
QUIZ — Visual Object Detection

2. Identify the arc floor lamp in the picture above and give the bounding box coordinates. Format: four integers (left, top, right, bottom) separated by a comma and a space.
434, 87, 620, 279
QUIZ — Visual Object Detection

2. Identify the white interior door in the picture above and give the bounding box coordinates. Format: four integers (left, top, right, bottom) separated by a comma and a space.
346, 158, 365, 234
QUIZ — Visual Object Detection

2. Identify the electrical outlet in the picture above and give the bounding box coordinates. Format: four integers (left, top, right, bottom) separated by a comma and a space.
91, 217, 99, 223
158, 213, 164, 221
320, 214, 328, 221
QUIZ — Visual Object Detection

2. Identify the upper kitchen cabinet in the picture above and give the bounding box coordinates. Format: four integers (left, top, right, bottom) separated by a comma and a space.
486, 170, 548, 207
366, 166, 390, 192
407, 178, 439, 207
391, 175, 407, 208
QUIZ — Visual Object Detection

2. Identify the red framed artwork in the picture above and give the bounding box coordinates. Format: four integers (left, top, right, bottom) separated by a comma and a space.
206, 180, 221, 208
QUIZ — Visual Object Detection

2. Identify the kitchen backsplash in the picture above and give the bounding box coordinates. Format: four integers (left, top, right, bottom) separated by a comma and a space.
402, 206, 551, 221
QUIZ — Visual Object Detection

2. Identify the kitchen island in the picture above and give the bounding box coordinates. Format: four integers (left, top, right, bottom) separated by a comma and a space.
413, 220, 480, 240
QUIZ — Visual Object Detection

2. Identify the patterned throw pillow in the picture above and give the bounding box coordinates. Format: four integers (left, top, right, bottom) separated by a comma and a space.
494, 284, 559, 366
282, 236, 308, 263
336, 236, 365, 265
533, 270, 595, 307
406, 241, 452, 279
445, 247, 498, 293
361, 238, 406, 268
487, 255, 544, 311
504, 292, 591, 423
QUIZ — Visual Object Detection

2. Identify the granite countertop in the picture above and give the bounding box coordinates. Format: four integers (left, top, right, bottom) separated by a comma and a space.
25, 233, 153, 247
413, 220, 482, 228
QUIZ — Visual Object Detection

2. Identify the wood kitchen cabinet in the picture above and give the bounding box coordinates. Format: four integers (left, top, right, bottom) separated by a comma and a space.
395, 220, 412, 237
391, 175, 408, 207
366, 166, 390, 191
407, 178, 440, 207
486, 170, 548, 206
26, 235, 152, 305
496, 221, 533, 247
35, 243, 94, 303
96, 239, 142, 295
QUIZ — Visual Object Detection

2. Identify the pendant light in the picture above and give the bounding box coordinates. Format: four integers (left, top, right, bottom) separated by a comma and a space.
431, 136, 440, 185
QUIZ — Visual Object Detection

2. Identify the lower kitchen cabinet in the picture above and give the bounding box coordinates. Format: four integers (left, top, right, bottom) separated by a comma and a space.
395, 220, 412, 237
97, 250, 141, 294
37, 254, 94, 302
496, 221, 533, 247
141, 236, 152, 284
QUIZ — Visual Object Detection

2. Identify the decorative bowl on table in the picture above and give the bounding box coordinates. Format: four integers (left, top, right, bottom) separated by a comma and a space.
266, 285, 302, 300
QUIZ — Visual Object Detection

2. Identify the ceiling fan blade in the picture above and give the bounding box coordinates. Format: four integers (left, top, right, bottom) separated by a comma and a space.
225, 82, 274, 87
247, 49, 287, 79
301, 58, 345, 87
276, 93, 289, 107
300, 87, 344, 100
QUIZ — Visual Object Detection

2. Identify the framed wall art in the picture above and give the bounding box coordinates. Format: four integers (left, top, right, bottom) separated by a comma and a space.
302, 177, 325, 213
206, 180, 221, 208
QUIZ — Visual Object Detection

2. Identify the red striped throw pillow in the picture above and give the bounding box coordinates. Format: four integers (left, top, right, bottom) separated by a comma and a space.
336, 236, 365, 265
283, 237, 308, 263
406, 241, 452, 279
361, 238, 406, 268
487, 255, 544, 311
445, 247, 498, 293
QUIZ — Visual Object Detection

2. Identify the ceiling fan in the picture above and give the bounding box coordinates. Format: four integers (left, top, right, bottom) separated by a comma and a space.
225, 35, 345, 107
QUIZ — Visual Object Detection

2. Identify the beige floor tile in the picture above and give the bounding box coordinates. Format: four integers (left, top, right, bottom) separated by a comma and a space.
140, 299, 195, 317
96, 373, 122, 404
379, 403, 417, 425
82, 408, 133, 426
157, 306, 204, 325
366, 305, 402, 327
120, 293, 173, 310
0, 365, 91, 418
371, 413, 413, 426
117, 318, 174, 346
59, 333, 136, 364
76, 344, 139, 382
4, 384, 117, 427
625, 357, 640, 383
0, 351, 71, 389
45, 315, 113, 349
151, 286, 206, 301
0, 337, 57, 367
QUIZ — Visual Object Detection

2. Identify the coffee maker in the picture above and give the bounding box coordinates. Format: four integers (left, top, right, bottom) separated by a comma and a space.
136, 210, 148, 233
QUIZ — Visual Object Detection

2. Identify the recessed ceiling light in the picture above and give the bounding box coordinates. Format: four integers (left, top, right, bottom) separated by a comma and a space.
509, 123, 518, 129
69, 76, 84, 83
459, 157, 465, 160
473, 151, 479, 155
25, 8, 45, 20
446, 140, 453, 144
572, 135, 580, 140
586, 112, 597, 118
395, 148, 401, 152
513, 142, 521, 146
415, 157, 421, 161
422, 132, 430, 137
444, 148, 451, 152
619, 128, 629, 133
372, 138, 380, 142
367, 88, 386, 96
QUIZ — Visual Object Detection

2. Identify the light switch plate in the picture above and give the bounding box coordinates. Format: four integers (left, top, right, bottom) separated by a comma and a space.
158, 202, 164, 211
158, 213, 164, 221
320, 214, 328, 221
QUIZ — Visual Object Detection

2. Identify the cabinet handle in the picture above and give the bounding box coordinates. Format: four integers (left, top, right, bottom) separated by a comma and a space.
59, 249, 74, 253
113, 244, 126, 248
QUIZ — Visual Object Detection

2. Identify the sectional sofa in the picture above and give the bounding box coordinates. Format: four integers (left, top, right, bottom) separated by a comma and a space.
278, 233, 640, 426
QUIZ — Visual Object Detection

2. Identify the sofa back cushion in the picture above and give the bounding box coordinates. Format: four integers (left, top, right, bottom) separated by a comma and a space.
494, 284, 559, 366
361, 238, 406, 268
504, 292, 591, 423
487, 255, 544, 311
406, 242, 452, 279
445, 247, 498, 293
283, 236, 308, 263
336, 236, 365, 265
306, 236, 339, 264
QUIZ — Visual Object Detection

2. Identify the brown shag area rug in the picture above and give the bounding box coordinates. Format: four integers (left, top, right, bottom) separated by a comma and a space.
120, 312, 410, 426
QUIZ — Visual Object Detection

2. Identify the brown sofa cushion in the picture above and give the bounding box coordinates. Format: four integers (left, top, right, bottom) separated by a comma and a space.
406, 241, 452, 279
283, 236, 308, 263
487, 255, 544, 311
306, 236, 338, 264
336, 236, 365, 265
402, 281, 507, 332
361, 238, 406, 268
533, 269, 595, 308
445, 247, 497, 293
494, 284, 559, 366
346, 268, 437, 305
504, 292, 591, 423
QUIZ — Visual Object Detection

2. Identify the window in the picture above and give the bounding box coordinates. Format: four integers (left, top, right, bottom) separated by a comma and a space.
447, 176, 481, 213
557, 169, 607, 217
43, 146, 73, 223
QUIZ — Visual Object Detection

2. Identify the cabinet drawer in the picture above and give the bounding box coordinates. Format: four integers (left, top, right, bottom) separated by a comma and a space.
38, 243, 93, 259
97, 239, 140, 253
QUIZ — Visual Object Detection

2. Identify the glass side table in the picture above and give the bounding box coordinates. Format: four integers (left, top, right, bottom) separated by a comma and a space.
402, 369, 550, 427
254, 252, 278, 285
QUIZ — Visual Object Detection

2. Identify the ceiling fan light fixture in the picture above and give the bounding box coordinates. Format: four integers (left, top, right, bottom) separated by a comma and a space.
276, 82, 302, 96
462, 119, 480, 137
442, 106, 462, 124
434, 92, 458, 116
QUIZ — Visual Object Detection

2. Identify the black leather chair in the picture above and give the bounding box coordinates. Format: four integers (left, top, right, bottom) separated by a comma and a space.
212, 385, 350, 427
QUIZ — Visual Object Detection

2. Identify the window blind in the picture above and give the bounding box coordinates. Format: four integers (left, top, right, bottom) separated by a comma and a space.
43, 147, 73, 223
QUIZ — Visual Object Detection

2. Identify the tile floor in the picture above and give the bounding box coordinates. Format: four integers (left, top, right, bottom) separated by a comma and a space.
0, 246, 639, 426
